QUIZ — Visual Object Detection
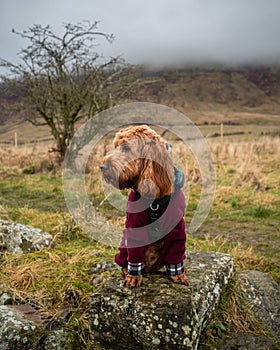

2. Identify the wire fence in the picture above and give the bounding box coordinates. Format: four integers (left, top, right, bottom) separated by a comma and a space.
0, 135, 53, 147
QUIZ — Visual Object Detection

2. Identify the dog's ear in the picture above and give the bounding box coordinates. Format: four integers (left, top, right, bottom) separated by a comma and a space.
138, 140, 174, 198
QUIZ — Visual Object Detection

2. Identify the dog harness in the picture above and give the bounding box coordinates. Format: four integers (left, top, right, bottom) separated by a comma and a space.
147, 166, 184, 239
115, 166, 186, 277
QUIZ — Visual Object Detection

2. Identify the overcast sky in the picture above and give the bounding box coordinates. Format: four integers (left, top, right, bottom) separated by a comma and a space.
1, 0, 280, 70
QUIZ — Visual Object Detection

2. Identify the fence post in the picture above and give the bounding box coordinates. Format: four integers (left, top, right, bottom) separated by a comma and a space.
220, 123, 224, 143
14, 132, 18, 147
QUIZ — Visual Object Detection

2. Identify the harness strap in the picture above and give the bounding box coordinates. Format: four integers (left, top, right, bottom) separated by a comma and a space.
148, 195, 170, 224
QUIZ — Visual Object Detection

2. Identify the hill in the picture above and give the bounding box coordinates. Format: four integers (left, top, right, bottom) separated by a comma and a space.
132, 66, 280, 125
0, 66, 280, 144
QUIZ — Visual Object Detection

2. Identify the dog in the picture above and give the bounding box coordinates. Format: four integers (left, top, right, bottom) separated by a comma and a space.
100, 125, 189, 288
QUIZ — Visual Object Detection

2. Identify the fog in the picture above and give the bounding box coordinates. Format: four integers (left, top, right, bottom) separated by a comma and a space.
1, 0, 280, 69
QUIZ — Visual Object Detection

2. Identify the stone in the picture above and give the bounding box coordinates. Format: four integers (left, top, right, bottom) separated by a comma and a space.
238, 270, 280, 339
0, 304, 78, 349
89, 261, 117, 275
0, 304, 45, 350
0, 293, 13, 305
42, 328, 77, 350
217, 334, 275, 350
89, 250, 234, 350
0, 219, 53, 254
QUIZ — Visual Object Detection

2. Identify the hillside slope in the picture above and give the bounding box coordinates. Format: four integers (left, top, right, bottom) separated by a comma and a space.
0, 66, 280, 143
131, 67, 280, 125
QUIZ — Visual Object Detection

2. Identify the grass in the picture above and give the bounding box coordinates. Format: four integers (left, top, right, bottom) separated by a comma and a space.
198, 275, 273, 349
0, 212, 115, 348
0, 131, 279, 348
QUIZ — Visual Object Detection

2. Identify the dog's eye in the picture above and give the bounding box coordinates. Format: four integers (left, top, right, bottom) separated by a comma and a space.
122, 144, 130, 152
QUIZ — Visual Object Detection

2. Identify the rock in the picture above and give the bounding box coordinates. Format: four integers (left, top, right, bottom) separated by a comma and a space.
0, 293, 13, 305
0, 219, 53, 254
89, 250, 234, 350
217, 334, 275, 350
89, 261, 117, 275
92, 276, 103, 286
0, 304, 78, 349
42, 328, 77, 350
238, 270, 280, 339
0, 304, 45, 350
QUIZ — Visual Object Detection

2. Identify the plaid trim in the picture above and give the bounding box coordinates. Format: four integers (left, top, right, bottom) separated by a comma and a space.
128, 262, 145, 276
166, 262, 185, 276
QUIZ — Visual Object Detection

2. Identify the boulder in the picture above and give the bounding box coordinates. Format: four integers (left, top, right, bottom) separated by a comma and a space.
89, 250, 234, 350
0, 303, 79, 350
0, 304, 45, 350
238, 270, 280, 339
217, 334, 275, 350
0, 220, 53, 254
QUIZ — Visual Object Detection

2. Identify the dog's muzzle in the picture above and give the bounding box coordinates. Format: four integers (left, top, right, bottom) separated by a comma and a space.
100, 162, 112, 183
100, 163, 108, 171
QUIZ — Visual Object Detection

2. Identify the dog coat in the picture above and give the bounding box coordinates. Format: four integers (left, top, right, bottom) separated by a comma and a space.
115, 188, 186, 276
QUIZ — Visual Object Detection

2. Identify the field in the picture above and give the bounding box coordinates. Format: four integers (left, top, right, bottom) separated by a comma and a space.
0, 125, 279, 347
0, 67, 279, 348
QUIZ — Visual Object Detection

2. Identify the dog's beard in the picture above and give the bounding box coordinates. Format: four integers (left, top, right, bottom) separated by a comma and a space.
102, 160, 138, 190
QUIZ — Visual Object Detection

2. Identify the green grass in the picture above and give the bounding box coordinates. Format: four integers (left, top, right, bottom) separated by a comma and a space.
245, 204, 276, 218
0, 171, 66, 223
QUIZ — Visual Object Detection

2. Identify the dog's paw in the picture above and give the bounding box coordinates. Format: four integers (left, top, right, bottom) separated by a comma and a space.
121, 267, 143, 288
124, 274, 143, 288
170, 271, 190, 286
121, 267, 128, 280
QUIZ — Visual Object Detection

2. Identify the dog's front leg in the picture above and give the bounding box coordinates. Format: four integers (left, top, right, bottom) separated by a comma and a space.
170, 269, 190, 286
121, 267, 143, 288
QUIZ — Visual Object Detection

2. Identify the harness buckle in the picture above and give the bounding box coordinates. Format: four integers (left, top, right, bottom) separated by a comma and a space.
150, 203, 159, 211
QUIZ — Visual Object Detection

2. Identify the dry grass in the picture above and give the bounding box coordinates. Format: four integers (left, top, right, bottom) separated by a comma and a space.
0, 144, 57, 172
200, 275, 268, 348
189, 234, 271, 272
211, 135, 280, 165
221, 281, 261, 334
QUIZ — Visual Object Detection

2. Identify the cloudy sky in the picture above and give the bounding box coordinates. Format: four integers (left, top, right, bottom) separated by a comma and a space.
1, 0, 280, 69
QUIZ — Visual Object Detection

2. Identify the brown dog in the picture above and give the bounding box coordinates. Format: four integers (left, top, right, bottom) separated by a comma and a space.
101, 125, 189, 287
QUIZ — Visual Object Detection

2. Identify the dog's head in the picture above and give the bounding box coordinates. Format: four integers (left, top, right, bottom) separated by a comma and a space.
101, 125, 174, 198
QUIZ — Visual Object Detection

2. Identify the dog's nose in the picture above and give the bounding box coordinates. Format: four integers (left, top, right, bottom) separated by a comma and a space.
100, 163, 108, 171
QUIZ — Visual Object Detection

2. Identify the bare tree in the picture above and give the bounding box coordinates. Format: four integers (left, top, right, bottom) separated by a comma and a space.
0, 21, 136, 162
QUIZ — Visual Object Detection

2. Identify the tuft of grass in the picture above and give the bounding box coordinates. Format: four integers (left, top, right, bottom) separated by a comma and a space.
246, 205, 276, 218
0, 171, 66, 222
198, 276, 269, 349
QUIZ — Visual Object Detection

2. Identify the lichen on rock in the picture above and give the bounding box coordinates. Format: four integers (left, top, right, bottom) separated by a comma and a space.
89, 250, 234, 350
0, 304, 45, 350
41, 328, 77, 350
0, 219, 53, 254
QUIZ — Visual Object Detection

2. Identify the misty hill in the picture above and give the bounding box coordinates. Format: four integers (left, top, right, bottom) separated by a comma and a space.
131, 66, 280, 125
0, 66, 280, 143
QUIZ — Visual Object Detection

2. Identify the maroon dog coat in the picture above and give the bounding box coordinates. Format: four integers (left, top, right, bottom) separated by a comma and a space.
115, 189, 186, 276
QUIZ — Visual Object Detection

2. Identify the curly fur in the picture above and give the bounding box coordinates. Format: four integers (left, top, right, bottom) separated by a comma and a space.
101, 125, 174, 198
